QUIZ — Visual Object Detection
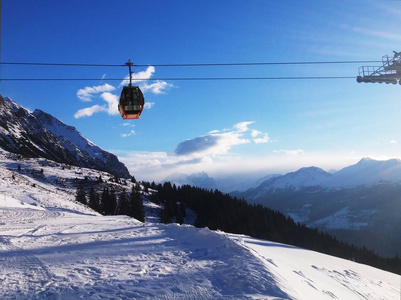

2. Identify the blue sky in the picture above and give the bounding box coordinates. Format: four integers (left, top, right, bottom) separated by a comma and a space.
3, 0, 401, 181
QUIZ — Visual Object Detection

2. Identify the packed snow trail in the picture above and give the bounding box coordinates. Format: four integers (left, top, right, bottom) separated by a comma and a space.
0, 207, 293, 299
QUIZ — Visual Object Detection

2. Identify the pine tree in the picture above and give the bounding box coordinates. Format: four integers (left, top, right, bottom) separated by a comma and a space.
130, 184, 145, 222
109, 189, 117, 215
100, 187, 113, 215
75, 184, 87, 205
175, 205, 184, 224
88, 187, 100, 211
117, 190, 129, 215
160, 206, 173, 224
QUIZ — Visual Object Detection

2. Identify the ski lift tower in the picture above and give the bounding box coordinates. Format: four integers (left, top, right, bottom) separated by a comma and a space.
357, 51, 401, 84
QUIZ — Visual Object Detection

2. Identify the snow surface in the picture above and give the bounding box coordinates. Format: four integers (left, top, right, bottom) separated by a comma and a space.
0, 152, 399, 299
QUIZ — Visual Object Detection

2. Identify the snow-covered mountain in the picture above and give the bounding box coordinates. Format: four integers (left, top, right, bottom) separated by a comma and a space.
0, 95, 130, 178
235, 157, 401, 257
242, 158, 401, 197
330, 157, 401, 187
0, 150, 398, 299
251, 166, 332, 195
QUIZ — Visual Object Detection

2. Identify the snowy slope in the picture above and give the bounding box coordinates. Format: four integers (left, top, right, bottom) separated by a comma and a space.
0, 204, 398, 299
0, 153, 398, 299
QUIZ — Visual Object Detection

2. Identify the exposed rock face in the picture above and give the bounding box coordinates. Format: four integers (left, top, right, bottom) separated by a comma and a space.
0, 96, 130, 178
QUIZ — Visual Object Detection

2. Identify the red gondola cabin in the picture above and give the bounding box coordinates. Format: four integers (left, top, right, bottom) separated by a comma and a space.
118, 86, 145, 119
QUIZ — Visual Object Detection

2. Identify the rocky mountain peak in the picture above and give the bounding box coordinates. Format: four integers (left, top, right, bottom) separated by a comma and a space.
0, 95, 130, 178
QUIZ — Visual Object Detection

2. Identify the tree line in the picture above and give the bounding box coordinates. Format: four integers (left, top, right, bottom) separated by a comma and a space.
75, 181, 145, 222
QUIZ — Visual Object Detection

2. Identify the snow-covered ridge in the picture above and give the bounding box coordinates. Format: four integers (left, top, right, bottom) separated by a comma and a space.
252, 157, 401, 193
0, 95, 130, 178
330, 157, 401, 187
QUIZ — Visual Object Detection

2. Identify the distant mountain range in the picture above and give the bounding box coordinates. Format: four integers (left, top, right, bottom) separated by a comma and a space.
233, 158, 401, 257
162, 172, 280, 193
0, 95, 130, 178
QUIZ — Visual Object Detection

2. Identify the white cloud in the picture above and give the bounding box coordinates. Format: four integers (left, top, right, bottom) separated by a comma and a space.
390, 140, 398, 144
141, 81, 173, 94
253, 133, 269, 144
251, 129, 262, 138
174, 122, 253, 157
100, 92, 119, 115
121, 130, 136, 138
74, 92, 118, 118
74, 105, 107, 118
234, 121, 255, 133
77, 83, 115, 102
144, 102, 155, 109
119, 66, 156, 87
251, 129, 269, 144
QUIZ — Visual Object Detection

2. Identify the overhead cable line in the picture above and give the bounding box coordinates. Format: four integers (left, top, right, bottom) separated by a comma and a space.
0, 76, 355, 81
135, 61, 380, 67
0, 60, 381, 68
0, 62, 124, 67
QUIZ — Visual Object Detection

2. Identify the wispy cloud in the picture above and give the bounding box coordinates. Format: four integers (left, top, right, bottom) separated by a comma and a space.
121, 130, 135, 138
234, 121, 255, 133
141, 81, 173, 94
352, 27, 401, 42
76, 83, 115, 102
74, 105, 107, 118
273, 149, 304, 156
121, 123, 136, 138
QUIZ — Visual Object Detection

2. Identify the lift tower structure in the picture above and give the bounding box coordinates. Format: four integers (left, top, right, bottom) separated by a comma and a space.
357, 51, 401, 84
